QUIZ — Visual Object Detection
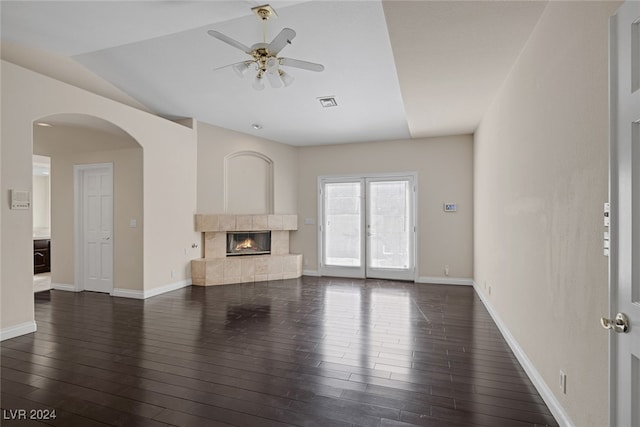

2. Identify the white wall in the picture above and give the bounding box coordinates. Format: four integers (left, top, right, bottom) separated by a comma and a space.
294, 135, 473, 280
1, 60, 198, 337
474, 2, 620, 426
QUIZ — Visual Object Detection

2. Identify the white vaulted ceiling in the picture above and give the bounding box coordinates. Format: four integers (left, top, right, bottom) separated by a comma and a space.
0, 0, 547, 146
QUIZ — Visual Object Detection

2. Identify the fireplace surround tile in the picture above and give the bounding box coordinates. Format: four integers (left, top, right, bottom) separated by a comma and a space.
204, 232, 226, 258
283, 215, 297, 230
224, 258, 242, 278
220, 215, 237, 231
205, 259, 224, 285
195, 214, 219, 232
267, 215, 283, 230
241, 258, 255, 281
271, 230, 289, 255
255, 257, 269, 275
252, 215, 268, 231
191, 259, 205, 285
236, 215, 252, 231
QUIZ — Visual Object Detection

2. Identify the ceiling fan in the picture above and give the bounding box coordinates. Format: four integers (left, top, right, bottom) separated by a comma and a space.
208, 4, 324, 90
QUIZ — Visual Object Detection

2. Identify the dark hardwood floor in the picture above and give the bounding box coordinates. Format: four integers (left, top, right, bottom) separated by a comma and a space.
1, 277, 558, 427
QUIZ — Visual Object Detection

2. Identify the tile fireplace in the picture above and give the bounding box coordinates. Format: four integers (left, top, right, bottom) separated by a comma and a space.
191, 214, 302, 286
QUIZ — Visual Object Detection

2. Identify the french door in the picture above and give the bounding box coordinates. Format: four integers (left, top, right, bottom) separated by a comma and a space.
319, 174, 416, 281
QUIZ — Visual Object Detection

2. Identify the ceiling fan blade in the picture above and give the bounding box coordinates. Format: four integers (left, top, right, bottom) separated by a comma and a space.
279, 57, 324, 72
268, 28, 296, 55
212, 60, 254, 73
207, 30, 252, 54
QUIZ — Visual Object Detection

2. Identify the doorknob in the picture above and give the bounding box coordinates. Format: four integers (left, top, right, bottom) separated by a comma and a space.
600, 312, 630, 333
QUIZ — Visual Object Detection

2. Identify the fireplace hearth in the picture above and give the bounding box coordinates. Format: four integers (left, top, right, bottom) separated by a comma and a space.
227, 231, 271, 256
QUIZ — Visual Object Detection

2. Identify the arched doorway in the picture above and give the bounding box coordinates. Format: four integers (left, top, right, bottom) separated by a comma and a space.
32, 113, 143, 294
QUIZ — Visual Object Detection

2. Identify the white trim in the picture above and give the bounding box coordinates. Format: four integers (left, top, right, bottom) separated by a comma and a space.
472, 281, 574, 427
1, 321, 37, 341
51, 283, 79, 292
416, 276, 473, 286
111, 288, 145, 299
302, 269, 320, 277
111, 279, 191, 300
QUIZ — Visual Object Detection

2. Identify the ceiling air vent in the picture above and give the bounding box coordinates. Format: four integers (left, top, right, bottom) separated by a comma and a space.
318, 97, 338, 108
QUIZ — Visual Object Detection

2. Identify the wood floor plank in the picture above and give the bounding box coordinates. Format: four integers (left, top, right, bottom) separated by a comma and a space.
1, 277, 558, 426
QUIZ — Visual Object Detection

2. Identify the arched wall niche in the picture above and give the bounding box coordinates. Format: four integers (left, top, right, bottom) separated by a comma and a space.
224, 151, 274, 214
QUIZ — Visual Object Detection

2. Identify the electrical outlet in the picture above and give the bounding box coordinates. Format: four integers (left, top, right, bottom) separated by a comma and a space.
171, 270, 176, 279
444, 265, 449, 276
560, 370, 567, 394
488, 285, 491, 295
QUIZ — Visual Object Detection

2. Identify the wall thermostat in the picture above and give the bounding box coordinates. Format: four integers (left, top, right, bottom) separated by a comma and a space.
444, 203, 457, 212
10, 189, 31, 210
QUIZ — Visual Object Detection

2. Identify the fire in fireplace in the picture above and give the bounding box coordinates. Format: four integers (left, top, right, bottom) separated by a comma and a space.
227, 231, 271, 256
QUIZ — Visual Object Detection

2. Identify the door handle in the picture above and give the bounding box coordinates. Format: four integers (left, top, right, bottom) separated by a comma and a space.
600, 312, 630, 333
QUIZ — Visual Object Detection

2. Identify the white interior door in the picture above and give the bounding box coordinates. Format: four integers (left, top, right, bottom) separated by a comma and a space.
609, 2, 640, 425
78, 164, 113, 293
320, 174, 416, 280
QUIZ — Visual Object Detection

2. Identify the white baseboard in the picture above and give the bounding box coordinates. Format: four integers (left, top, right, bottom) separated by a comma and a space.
472, 281, 574, 427
302, 269, 320, 277
52, 283, 79, 292
416, 276, 473, 286
112, 279, 191, 300
1, 321, 37, 341
111, 288, 145, 299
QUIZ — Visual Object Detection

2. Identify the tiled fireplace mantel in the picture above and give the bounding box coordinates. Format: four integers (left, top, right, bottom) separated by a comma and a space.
195, 214, 298, 232
191, 214, 302, 286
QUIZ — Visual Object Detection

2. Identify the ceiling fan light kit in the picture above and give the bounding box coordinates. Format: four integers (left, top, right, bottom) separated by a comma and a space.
208, 4, 324, 90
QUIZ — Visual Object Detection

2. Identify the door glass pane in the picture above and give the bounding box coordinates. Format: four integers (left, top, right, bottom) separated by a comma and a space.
324, 182, 362, 267
368, 180, 410, 269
